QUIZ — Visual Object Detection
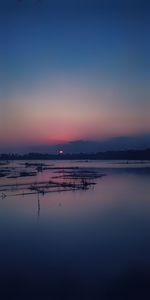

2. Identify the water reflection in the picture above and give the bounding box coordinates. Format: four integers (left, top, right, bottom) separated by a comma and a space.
0, 160, 150, 298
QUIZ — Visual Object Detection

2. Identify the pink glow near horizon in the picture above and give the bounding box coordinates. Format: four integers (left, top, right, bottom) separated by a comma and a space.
0, 79, 149, 145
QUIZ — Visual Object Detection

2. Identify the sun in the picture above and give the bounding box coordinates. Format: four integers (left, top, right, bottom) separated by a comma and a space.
59, 150, 64, 155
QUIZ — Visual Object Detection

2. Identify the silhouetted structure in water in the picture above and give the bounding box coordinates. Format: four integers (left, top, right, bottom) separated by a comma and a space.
37, 195, 40, 219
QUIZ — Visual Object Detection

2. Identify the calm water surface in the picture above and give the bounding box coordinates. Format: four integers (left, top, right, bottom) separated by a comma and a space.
0, 160, 150, 299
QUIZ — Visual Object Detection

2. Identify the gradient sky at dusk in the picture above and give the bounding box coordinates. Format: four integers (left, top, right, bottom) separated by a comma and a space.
0, 0, 149, 151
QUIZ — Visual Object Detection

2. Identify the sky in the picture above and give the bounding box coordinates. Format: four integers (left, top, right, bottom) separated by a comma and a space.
0, 0, 149, 152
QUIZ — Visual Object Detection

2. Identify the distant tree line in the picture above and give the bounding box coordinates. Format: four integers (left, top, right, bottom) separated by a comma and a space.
0, 149, 150, 160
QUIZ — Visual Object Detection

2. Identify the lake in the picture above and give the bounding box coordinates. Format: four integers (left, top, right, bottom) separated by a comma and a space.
0, 160, 150, 299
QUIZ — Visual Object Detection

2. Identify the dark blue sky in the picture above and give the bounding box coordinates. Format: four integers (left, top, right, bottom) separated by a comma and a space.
0, 0, 149, 151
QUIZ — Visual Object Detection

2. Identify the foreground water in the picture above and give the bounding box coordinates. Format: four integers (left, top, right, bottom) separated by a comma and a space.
0, 160, 150, 299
